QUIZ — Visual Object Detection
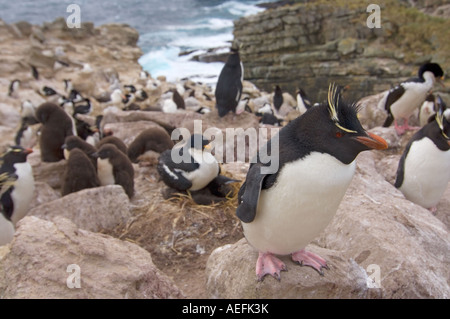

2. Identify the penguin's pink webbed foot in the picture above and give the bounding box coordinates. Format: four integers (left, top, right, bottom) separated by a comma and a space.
291, 249, 329, 275
256, 252, 287, 281
394, 120, 406, 136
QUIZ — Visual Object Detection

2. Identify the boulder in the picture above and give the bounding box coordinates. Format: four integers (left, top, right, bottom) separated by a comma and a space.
206, 238, 374, 299
29, 181, 61, 211
29, 185, 131, 233
206, 151, 450, 299
0, 216, 184, 299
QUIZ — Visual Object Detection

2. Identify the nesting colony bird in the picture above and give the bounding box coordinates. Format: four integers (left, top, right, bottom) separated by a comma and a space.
96, 135, 128, 155
418, 93, 436, 127
157, 134, 219, 192
93, 144, 135, 198
273, 85, 284, 113
381, 63, 444, 135
127, 127, 174, 163
62, 135, 98, 169
35, 102, 75, 162
0, 146, 35, 229
236, 84, 388, 281
8, 79, 20, 98
61, 148, 100, 196
215, 46, 243, 117
395, 95, 450, 214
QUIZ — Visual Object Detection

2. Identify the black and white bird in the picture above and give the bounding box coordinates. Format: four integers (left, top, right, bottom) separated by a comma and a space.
273, 85, 284, 113
395, 95, 450, 214
0, 146, 35, 230
418, 93, 436, 127
215, 46, 243, 117
62, 135, 98, 169
35, 102, 75, 162
93, 143, 135, 198
8, 79, 20, 97
381, 63, 444, 135
73, 98, 92, 115
296, 87, 312, 115
157, 134, 220, 192
38, 86, 59, 97
236, 84, 388, 281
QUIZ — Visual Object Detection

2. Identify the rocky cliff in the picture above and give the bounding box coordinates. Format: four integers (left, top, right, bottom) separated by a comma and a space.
234, 0, 450, 102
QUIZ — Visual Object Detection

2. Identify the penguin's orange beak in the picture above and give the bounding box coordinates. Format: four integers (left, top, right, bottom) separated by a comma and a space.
25, 148, 33, 154
355, 132, 388, 150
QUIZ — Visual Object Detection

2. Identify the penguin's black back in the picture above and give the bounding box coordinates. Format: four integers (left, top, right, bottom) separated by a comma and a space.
62, 148, 100, 196
64, 135, 98, 168
97, 144, 134, 198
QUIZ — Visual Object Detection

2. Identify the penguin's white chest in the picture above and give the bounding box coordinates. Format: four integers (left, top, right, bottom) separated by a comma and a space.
0, 213, 15, 245
242, 152, 356, 255
391, 82, 431, 119
97, 158, 115, 186
181, 149, 219, 191
10, 162, 35, 225
398, 138, 450, 209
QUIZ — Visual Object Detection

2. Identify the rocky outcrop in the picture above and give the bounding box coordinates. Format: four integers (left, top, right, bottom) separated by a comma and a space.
0, 216, 184, 299
206, 150, 450, 299
29, 185, 131, 233
233, 0, 450, 103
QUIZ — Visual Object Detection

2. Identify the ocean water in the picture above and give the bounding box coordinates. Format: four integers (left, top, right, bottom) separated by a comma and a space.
0, 0, 274, 85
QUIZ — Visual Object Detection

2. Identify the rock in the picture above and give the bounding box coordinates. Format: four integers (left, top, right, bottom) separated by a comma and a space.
0, 103, 20, 129
206, 238, 374, 299
29, 181, 61, 211
104, 121, 168, 146
29, 185, 131, 233
0, 216, 184, 299
206, 151, 450, 299
30, 153, 67, 189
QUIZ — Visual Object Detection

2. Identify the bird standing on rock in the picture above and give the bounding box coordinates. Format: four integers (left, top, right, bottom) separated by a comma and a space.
36, 102, 75, 162
381, 63, 444, 135
236, 84, 388, 281
395, 95, 450, 214
215, 45, 243, 117
0, 146, 34, 233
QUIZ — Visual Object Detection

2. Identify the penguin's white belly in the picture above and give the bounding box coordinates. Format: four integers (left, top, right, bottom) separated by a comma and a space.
0, 213, 15, 245
181, 149, 219, 191
399, 138, 450, 209
391, 83, 430, 119
242, 152, 356, 255
10, 162, 35, 225
97, 158, 115, 186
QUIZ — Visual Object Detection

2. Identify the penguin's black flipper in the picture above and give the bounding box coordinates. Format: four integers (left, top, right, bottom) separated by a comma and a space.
383, 113, 394, 128
115, 170, 134, 199
236, 164, 267, 223
207, 175, 240, 197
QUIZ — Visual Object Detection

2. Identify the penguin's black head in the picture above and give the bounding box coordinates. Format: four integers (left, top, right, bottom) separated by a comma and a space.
297, 83, 388, 164
62, 136, 85, 151
187, 134, 211, 151
0, 145, 33, 165
419, 63, 444, 80
36, 102, 61, 124
93, 144, 119, 160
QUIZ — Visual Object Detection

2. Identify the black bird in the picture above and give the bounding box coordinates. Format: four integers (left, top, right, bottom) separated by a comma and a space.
62, 148, 100, 197
62, 135, 98, 169
236, 83, 388, 281
296, 87, 312, 115
8, 79, 20, 97
127, 127, 174, 163
35, 102, 75, 162
93, 144, 135, 199
31, 65, 39, 80
215, 46, 243, 117
395, 95, 450, 214
273, 85, 284, 112
382, 63, 444, 135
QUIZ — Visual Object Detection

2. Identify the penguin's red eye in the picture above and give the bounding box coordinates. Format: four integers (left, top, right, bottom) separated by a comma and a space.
335, 131, 343, 138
